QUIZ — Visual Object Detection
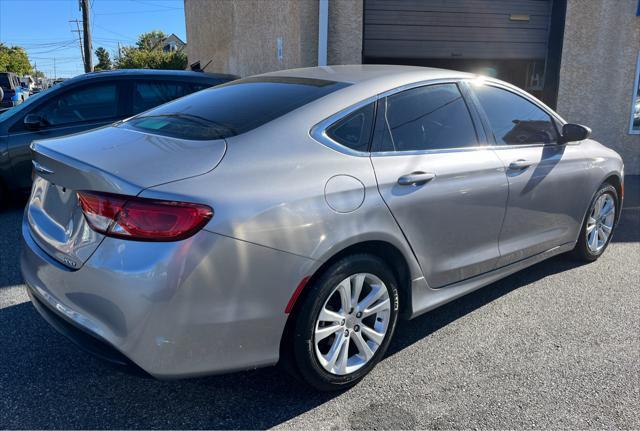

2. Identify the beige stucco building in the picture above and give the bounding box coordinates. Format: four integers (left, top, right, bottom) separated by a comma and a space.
185, 0, 640, 173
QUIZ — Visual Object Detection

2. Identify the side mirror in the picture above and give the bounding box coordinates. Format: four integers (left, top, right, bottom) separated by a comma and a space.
24, 114, 44, 131
561, 123, 591, 143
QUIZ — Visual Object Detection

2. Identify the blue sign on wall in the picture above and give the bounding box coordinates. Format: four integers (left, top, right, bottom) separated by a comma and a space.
637, 0, 640, 16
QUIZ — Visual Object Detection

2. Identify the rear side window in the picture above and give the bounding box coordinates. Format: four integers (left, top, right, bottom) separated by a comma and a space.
373, 83, 478, 152
326, 103, 375, 152
133, 81, 190, 113
124, 76, 350, 139
473, 85, 559, 145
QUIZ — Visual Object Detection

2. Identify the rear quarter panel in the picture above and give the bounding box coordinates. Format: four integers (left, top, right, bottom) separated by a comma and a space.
139, 106, 424, 282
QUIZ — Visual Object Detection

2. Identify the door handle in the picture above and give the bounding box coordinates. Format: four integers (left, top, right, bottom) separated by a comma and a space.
508, 159, 533, 170
397, 172, 436, 186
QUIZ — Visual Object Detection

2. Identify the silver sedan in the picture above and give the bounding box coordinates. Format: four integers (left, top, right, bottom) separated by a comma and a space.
21, 65, 623, 390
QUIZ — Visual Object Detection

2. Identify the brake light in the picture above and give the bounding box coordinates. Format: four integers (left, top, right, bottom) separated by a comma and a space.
77, 191, 212, 241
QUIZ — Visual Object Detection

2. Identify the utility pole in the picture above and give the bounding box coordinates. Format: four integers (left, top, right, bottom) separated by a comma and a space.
80, 0, 93, 72
53, 57, 56, 80
70, 19, 85, 66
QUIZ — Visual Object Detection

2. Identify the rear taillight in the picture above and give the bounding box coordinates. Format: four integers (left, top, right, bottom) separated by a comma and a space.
77, 191, 212, 241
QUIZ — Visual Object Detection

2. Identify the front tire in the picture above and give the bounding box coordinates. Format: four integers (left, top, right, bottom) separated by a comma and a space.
292, 254, 399, 391
573, 183, 618, 262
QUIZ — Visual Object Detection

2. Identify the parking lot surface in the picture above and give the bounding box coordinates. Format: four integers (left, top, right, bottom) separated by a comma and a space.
1, 178, 638, 429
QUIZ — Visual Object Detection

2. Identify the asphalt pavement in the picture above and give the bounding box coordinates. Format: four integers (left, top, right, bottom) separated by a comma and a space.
1, 178, 638, 429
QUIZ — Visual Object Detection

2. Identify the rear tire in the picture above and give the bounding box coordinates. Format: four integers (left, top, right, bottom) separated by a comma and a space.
573, 183, 618, 262
292, 254, 399, 391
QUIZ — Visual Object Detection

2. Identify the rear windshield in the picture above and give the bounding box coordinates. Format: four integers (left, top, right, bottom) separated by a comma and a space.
121, 76, 350, 140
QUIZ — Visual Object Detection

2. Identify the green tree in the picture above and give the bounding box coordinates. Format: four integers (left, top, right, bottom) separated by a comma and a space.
94, 47, 112, 71
115, 31, 187, 70
136, 30, 166, 50
0, 43, 33, 75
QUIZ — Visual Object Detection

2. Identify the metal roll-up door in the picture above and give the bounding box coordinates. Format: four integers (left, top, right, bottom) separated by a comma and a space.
363, 0, 553, 60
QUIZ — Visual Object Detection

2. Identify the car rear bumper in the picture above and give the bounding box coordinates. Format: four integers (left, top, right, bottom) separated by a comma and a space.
21, 217, 314, 378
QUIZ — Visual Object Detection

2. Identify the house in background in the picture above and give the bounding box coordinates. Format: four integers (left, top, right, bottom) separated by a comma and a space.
153, 33, 186, 53
184, 0, 640, 174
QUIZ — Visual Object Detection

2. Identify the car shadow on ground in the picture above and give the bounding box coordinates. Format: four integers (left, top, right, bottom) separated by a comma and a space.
0, 253, 587, 429
1, 177, 638, 429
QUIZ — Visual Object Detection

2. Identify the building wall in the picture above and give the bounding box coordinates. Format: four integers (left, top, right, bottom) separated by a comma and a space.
185, 0, 318, 77
184, 0, 362, 77
328, 0, 363, 65
557, 0, 640, 173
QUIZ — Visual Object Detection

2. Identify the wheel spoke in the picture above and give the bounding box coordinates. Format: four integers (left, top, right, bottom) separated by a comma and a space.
336, 279, 352, 313
324, 332, 345, 369
351, 274, 365, 306
352, 331, 374, 361
361, 324, 385, 345
601, 223, 612, 235
318, 307, 344, 323
315, 323, 342, 342
362, 297, 391, 318
594, 196, 603, 215
600, 200, 614, 218
336, 335, 350, 374
588, 229, 598, 250
357, 284, 386, 312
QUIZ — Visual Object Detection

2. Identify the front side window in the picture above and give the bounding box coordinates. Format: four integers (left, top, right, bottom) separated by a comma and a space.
124, 76, 350, 139
33, 82, 119, 126
326, 103, 375, 152
373, 83, 478, 152
473, 84, 559, 145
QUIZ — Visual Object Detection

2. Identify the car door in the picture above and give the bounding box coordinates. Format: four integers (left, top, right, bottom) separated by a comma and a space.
468, 82, 590, 266
370, 82, 509, 288
6, 80, 125, 190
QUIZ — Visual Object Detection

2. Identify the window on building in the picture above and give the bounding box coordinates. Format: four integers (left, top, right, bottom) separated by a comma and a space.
473, 84, 559, 145
629, 50, 640, 134
372, 83, 478, 152
326, 103, 375, 152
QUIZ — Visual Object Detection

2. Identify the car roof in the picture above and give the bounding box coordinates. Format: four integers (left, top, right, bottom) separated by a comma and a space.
55, 69, 237, 88
256, 64, 475, 85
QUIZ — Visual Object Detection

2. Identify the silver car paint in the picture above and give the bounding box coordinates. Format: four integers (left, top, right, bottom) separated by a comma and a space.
21, 65, 624, 378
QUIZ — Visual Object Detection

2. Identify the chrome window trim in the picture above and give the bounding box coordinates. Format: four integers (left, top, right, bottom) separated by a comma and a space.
629, 49, 640, 135
309, 95, 378, 157
468, 77, 567, 125
309, 76, 570, 157
310, 77, 470, 157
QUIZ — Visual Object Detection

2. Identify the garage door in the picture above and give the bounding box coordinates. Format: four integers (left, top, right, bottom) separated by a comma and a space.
363, 0, 553, 60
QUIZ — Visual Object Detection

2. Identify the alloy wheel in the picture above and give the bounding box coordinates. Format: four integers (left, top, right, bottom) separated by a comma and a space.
313, 273, 391, 375
586, 193, 615, 254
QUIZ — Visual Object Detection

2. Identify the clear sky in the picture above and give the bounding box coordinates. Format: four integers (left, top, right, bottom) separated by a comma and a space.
0, 0, 186, 78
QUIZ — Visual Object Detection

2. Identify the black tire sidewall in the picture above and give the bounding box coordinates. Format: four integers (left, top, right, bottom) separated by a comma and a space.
293, 254, 399, 391
576, 184, 618, 261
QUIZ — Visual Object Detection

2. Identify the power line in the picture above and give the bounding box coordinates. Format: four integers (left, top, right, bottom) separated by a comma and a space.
70, 19, 86, 66
95, 8, 178, 15
129, 0, 182, 10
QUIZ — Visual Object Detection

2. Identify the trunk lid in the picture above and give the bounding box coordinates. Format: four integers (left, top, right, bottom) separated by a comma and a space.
27, 125, 226, 269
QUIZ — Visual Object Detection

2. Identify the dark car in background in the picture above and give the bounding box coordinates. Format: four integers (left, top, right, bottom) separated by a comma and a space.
0, 69, 236, 204
1, 72, 30, 108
